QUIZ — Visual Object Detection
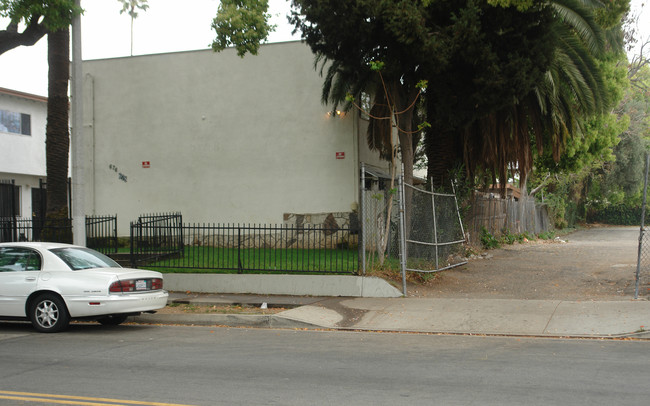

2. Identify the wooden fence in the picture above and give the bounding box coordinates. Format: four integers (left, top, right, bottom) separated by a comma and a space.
466, 195, 551, 244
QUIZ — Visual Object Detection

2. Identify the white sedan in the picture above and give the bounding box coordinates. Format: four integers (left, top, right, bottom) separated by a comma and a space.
0, 242, 168, 333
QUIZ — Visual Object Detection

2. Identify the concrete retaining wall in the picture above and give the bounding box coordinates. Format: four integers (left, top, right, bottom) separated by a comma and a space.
162, 274, 402, 298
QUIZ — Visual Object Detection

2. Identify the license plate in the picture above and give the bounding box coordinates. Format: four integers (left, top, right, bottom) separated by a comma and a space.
135, 279, 148, 291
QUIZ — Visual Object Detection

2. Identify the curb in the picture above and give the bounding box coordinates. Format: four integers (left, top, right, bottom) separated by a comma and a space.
130, 313, 322, 330
129, 313, 650, 339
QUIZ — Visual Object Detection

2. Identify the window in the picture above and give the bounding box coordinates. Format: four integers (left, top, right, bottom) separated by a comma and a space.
51, 247, 121, 270
0, 109, 31, 135
0, 247, 42, 272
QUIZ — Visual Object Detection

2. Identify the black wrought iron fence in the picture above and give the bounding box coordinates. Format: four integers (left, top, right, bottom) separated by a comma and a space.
86, 214, 118, 254
0, 216, 72, 243
130, 212, 184, 266
0, 215, 116, 250
0, 217, 28, 242
130, 222, 358, 274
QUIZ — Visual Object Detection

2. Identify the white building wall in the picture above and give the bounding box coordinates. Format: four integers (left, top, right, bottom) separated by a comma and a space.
83, 42, 387, 234
0, 89, 47, 218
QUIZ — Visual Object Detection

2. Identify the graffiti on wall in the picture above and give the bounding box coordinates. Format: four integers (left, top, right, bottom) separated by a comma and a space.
109, 164, 128, 183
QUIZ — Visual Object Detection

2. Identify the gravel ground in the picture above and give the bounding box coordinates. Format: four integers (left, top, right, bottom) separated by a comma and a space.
408, 225, 648, 300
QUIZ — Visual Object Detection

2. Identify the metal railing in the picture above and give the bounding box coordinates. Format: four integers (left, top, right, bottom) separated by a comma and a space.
0, 215, 116, 250
86, 215, 118, 254
0, 216, 72, 243
130, 222, 358, 274
130, 212, 184, 267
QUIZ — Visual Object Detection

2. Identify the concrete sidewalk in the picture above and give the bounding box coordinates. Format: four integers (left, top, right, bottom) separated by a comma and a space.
132, 293, 650, 339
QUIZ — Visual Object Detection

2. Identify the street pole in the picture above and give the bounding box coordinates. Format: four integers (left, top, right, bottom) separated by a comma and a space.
635, 153, 649, 299
71, 0, 85, 246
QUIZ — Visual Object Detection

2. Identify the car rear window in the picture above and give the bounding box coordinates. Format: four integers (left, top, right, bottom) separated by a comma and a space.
50, 247, 121, 270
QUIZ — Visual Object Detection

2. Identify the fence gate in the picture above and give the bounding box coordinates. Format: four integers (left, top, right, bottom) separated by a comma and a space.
399, 177, 467, 275
635, 154, 650, 299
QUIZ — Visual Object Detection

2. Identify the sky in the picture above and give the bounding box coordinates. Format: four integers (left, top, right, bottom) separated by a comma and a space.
0, 0, 648, 98
0, 0, 299, 96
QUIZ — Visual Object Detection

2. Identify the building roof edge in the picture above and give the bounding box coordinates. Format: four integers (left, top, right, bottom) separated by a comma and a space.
0, 87, 47, 103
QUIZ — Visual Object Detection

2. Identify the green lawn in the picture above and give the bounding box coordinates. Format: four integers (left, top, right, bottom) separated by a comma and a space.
137, 245, 359, 274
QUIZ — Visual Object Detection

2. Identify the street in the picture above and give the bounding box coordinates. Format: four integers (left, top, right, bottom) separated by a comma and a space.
1, 323, 649, 405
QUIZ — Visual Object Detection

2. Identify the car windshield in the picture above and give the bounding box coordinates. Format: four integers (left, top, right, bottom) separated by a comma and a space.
50, 247, 121, 270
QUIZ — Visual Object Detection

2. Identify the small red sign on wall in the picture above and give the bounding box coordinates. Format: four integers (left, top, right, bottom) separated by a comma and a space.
142, 161, 150, 168
336, 152, 345, 160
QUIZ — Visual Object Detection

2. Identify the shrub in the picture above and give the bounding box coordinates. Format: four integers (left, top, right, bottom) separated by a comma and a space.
480, 227, 501, 249
586, 204, 643, 226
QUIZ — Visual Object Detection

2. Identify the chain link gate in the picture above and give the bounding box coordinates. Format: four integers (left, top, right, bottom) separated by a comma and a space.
359, 164, 467, 296
635, 154, 650, 299
397, 172, 467, 294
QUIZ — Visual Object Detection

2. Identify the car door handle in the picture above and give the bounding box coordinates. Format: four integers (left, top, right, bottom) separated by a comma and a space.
25, 277, 37, 281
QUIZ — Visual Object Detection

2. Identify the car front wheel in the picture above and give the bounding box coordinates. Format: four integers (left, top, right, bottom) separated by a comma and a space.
29, 294, 70, 333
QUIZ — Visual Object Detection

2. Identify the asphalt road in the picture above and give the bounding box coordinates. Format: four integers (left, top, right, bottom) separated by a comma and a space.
1, 323, 649, 405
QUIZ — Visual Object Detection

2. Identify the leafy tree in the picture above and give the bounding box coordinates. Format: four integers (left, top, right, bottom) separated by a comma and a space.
212, 0, 436, 240
423, 0, 556, 188
210, 0, 630, 233
597, 62, 650, 206
287, 0, 441, 233
0, 0, 79, 53
426, 0, 626, 194
211, 0, 275, 57
529, 3, 647, 226
1, 0, 82, 241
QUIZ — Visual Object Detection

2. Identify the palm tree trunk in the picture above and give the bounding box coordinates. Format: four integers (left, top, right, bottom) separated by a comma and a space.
45, 27, 71, 242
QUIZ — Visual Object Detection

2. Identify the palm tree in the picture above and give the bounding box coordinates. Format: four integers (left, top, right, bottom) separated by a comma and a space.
1, 1, 80, 242
118, 0, 149, 56
45, 27, 71, 224
429, 0, 614, 192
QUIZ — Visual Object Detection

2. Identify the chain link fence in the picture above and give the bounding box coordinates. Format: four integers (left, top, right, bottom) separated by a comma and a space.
635, 154, 650, 299
402, 181, 466, 273
359, 166, 401, 273
359, 165, 466, 294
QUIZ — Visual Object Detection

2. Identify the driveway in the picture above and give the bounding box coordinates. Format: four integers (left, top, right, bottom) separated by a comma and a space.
414, 226, 647, 301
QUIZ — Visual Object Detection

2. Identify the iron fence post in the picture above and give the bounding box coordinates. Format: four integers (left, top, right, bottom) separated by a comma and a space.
113, 214, 118, 253
237, 225, 242, 274
130, 221, 136, 268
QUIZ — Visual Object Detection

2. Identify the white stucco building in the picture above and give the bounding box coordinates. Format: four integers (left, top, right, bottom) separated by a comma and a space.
0, 87, 48, 219
80, 41, 390, 235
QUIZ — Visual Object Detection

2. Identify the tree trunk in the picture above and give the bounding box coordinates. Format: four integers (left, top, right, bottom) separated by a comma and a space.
45, 27, 72, 242
397, 114, 414, 238
425, 97, 460, 190
426, 128, 458, 189
375, 81, 418, 264
392, 83, 418, 240
0, 16, 47, 55
518, 173, 528, 234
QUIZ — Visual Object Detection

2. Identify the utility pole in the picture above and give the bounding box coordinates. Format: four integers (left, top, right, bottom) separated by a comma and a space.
71, 0, 85, 246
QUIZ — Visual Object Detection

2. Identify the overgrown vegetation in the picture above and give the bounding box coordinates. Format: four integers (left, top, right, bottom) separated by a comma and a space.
527, 10, 650, 228
478, 228, 557, 250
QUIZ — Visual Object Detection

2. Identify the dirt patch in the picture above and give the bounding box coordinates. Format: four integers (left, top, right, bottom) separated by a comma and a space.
400, 226, 647, 301
156, 303, 288, 315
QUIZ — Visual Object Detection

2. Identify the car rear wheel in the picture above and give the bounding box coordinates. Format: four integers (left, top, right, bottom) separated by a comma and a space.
29, 294, 70, 333
97, 314, 129, 326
